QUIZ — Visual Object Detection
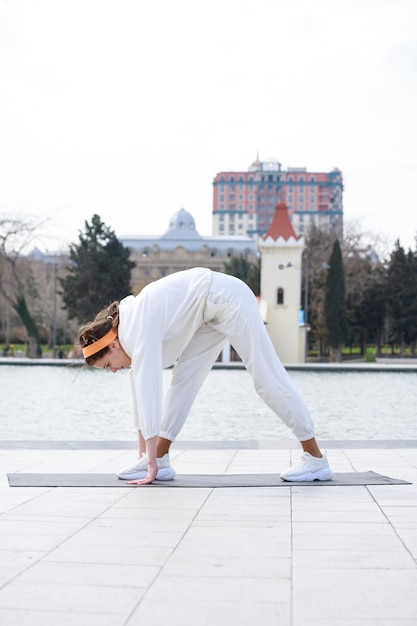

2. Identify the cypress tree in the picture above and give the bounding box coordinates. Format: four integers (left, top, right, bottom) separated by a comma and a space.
324, 239, 348, 362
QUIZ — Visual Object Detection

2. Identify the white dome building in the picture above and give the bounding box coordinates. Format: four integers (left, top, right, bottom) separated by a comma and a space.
121, 208, 258, 292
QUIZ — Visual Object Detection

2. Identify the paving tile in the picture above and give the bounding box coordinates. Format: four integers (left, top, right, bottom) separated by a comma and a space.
292, 548, 416, 569
291, 486, 376, 500
0, 580, 144, 614
44, 542, 173, 566
196, 490, 290, 522
4, 496, 120, 518
209, 485, 289, 497
367, 485, 417, 505
0, 550, 45, 570
86, 514, 191, 532
127, 599, 290, 626
193, 518, 287, 527
196, 503, 288, 521
171, 525, 291, 558
293, 569, 417, 621
0, 491, 52, 515
292, 521, 395, 537
0, 517, 89, 535
161, 554, 291, 578
0, 531, 75, 552
115, 488, 211, 509
0, 609, 127, 626
392, 528, 417, 558
292, 616, 416, 626
15, 561, 160, 587
144, 575, 289, 603
290, 499, 386, 512
99, 505, 197, 521
292, 510, 388, 523
70, 527, 184, 548
382, 506, 417, 524
292, 531, 407, 551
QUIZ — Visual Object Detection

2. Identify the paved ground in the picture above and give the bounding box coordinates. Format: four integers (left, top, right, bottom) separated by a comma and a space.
0, 441, 416, 626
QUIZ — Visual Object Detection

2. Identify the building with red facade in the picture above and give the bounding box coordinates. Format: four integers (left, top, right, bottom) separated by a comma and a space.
212, 155, 343, 242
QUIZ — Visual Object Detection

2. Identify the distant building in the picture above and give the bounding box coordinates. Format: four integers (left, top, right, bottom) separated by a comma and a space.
212, 155, 343, 241
120, 207, 258, 293
27, 247, 65, 265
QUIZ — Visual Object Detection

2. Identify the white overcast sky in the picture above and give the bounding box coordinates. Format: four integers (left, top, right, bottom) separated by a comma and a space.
1, 0, 416, 254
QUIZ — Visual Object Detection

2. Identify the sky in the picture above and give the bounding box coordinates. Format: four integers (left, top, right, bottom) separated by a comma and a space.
1, 0, 416, 255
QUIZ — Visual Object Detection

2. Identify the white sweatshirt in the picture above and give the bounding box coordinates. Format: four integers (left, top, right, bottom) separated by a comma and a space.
117, 267, 212, 440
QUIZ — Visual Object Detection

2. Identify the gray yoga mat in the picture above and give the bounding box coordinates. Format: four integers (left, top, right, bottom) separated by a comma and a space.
7, 471, 411, 488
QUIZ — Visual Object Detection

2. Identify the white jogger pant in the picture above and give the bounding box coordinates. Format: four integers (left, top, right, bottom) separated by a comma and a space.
159, 271, 315, 443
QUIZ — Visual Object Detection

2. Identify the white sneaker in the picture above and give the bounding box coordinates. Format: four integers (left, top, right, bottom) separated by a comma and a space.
280, 452, 333, 482
117, 453, 175, 481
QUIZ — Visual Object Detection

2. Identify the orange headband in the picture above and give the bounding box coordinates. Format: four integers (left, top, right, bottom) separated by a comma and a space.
82, 329, 117, 359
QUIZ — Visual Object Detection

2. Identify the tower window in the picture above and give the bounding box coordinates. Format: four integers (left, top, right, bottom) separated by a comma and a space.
277, 287, 284, 305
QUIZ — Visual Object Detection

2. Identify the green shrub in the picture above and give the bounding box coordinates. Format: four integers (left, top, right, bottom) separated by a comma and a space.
365, 348, 377, 362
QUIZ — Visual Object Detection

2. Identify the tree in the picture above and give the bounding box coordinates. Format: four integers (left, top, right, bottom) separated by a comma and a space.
304, 223, 391, 359
385, 241, 417, 356
223, 254, 260, 296
0, 215, 44, 357
364, 265, 388, 357
324, 239, 348, 362
344, 249, 383, 356
60, 214, 136, 323
303, 226, 335, 357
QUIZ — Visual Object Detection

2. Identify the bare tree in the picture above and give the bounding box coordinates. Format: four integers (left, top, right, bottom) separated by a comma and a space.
0, 215, 45, 357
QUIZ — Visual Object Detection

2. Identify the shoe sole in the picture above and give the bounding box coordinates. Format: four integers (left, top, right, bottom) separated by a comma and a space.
280, 467, 334, 482
118, 467, 176, 481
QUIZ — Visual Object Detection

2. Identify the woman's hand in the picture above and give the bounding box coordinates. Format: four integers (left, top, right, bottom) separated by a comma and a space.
127, 437, 158, 485
126, 460, 158, 485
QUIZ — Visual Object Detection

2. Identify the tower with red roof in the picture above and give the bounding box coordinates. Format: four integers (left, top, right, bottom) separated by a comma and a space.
259, 202, 307, 363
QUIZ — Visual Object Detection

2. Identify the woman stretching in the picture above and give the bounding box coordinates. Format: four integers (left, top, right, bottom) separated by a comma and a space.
76, 267, 333, 485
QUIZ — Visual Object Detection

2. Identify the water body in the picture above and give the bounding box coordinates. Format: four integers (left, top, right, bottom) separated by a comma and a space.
1, 365, 416, 441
